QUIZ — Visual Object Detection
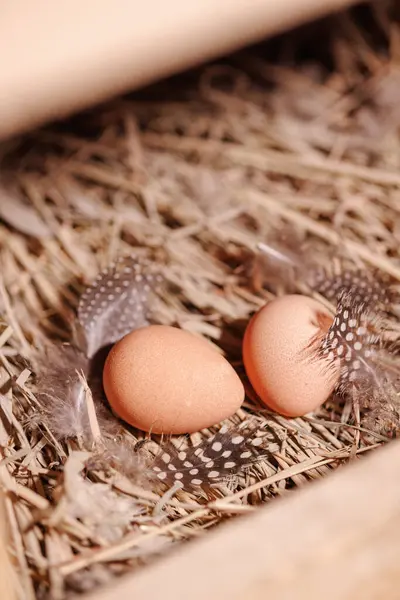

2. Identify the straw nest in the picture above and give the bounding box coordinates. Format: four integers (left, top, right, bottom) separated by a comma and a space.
1, 4, 400, 599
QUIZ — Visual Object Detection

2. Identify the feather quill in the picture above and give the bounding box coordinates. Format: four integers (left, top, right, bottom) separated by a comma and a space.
148, 422, 273, 489
312, 281, 400, 433
75, 255, 163, 359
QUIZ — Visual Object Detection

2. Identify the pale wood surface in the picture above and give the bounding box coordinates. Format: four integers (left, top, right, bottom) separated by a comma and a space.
85, 439, 400, 600
0, 0, 358, 140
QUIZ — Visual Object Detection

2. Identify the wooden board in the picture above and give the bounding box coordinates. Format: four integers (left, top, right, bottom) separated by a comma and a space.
0, 0, 359, 141
84, 439, 400, 600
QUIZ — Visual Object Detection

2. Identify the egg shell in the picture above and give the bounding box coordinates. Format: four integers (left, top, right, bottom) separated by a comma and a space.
243, 294, 339, 417
103, 324, 244, 434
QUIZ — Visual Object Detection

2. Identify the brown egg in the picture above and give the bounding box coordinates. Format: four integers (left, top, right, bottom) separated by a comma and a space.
243, 295, 339, 417
103, 325, 244, 434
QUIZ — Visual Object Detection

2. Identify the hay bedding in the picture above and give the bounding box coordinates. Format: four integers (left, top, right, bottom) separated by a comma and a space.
1, 4, 400, 598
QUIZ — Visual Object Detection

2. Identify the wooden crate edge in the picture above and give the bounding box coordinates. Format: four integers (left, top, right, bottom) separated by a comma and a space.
0, 0, 358, 140
83, 439, 400, 600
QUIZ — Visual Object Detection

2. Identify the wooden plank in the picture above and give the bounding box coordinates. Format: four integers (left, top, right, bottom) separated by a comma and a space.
85, 439, 400, 600
0, 0, 359, 141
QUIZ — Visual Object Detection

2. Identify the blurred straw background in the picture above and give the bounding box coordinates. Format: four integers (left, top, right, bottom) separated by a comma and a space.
1, 2, 400, 599
0, 491, 15, 600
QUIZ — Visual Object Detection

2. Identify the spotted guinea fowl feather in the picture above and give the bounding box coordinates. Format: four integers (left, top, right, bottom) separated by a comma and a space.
75, 255, 163, 359
311, 268, 393, 308
311, 281, 400, 433
148, 423, 270, 489
256, 236, 394, 309
299, 271, 400, 436
318, 287, 382, 390
86, 421, 274, 491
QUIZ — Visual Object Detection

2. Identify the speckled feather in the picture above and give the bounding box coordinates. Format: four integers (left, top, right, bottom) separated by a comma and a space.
149, 423, 270, 488
311, 268, 393, 308
313, 281, 400, 435
76, 256, 163, 358
318, 287, 382, 391
305, 263, 398, 396
256, 238, 394, 309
